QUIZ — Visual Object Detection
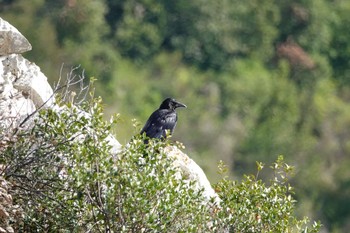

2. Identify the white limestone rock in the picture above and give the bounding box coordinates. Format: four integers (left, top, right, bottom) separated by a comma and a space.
2, 54, 54, 108
0, 18, 32, 55
165, 146, 221, 204
0, 18, 53, 131
0, 54, 54, 130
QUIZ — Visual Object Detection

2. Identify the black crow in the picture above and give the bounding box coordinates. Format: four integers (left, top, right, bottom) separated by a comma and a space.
140, 98, 187, 140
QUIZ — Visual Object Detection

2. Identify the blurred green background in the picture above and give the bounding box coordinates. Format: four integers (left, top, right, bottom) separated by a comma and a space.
2, 0, 350, 231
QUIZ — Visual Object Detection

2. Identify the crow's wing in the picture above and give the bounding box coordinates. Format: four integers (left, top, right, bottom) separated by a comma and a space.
140, 109, 177, 139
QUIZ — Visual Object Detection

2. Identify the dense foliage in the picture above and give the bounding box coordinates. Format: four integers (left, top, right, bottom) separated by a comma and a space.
0, 96, 320, 232
2, 0, 350, 231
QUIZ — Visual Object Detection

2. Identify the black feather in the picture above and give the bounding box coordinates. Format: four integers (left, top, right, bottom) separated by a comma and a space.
140, 98, 186, 140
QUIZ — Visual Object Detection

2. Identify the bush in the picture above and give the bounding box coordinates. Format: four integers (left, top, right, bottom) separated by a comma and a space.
214, 156, 321, 232
0, 95, 320, 232
1, 96, 215, 231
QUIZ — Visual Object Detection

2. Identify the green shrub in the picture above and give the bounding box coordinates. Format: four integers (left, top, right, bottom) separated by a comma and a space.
214, 156, 321, 232
1, 97, 215, 232
0, 96, 320, 232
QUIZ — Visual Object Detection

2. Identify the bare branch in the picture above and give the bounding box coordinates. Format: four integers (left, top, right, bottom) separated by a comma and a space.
54, 64, 91, 105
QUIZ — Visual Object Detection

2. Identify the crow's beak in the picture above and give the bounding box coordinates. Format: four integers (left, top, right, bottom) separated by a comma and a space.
175, 101, 187, 108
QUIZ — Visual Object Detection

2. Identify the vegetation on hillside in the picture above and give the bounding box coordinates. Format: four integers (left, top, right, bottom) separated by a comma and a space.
2, 0, 350, 231
0, 90, 320, 231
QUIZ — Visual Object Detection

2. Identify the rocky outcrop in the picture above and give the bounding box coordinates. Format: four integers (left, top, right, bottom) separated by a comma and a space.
0, 18, 43, 232
0, 17, 220, 229
165, 146, 220, 203
0, 18, 53, 132
0, 18, 31, 56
